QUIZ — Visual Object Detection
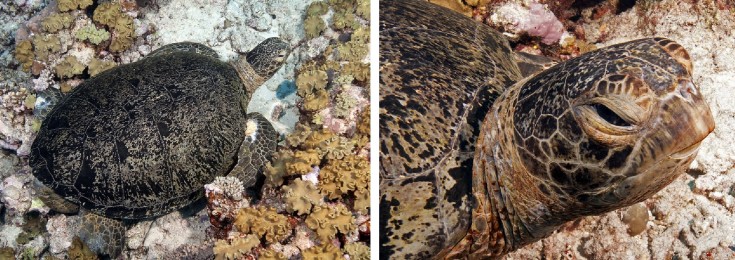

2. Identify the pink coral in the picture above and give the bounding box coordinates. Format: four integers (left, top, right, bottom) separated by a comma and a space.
489, 2, 565, 45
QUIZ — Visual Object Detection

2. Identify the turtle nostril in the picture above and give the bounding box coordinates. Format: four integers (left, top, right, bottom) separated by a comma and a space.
592, 103, 631, 127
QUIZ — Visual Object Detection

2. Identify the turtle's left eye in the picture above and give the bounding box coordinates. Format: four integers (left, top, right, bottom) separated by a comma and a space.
591, 103, 631, 127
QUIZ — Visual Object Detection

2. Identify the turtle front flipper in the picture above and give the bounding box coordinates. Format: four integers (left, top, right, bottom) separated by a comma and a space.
228, 113, 278, 190
77, 212, 126, 257
33, 179, 79, 214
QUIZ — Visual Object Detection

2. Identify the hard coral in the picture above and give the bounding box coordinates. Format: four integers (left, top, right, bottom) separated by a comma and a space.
213, 235, 260, 260
302, 243, 345, 260
76, 24, 111, 45
234, 207, 292, 244
283, 179, 322, 215
211, 176, 245, 201
305, 204, 355, 242
42, 13, 74, 33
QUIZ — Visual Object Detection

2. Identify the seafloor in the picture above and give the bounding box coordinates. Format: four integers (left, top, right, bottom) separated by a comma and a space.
1, 0, 369, 259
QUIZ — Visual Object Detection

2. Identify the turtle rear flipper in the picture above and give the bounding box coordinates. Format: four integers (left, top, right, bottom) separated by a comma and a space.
513, 51, 557, 77
77, 212, 126, 257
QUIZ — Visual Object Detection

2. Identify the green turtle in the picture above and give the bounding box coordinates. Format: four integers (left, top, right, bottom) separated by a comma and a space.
379, 1, 715, 259
29, 38, 289, 257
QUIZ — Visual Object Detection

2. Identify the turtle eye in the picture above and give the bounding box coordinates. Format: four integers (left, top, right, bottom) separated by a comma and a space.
591, 103, 631, 127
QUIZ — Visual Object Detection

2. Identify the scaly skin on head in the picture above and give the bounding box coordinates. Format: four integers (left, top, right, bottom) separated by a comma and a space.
233, 37, 291, 94
448, 38, 715, 258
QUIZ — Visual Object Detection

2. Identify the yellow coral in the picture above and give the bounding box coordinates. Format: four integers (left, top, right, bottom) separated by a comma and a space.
32, 35, 61, 61
305, 204, 355, 242
234, 207, 292, 244
88, 58, 116, 76
265, 150, 294, 186
337, 41, 368, 62
260, 248, 287, 260
342, 62, 369, 82
332, 11, 357, 30
353, 187, 369, 214
93, 2, 122, 26
319, 154, 368, 200
304, 15, 325, 39
344, 243, 370, 260
54, 55, 85, 79
303, 91, 330, 112
285, 149, 321, 175
296, 69, 328, 97
303, 243, 345, 260
213, 235, 260, 260
14, 40, 34, 72
355, 0, 369, 19
93, 2, 135, 52
283, 179, 322, 215
58, 0, 92, 12
42, 13, 74, 33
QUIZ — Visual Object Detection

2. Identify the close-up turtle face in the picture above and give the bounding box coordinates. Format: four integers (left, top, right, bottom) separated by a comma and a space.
514, 38, 714, 213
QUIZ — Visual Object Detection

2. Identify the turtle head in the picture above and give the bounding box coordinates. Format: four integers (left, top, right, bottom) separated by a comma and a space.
245, 37, 291, 78
488, 38, 714, 240
565, 38, 714, 210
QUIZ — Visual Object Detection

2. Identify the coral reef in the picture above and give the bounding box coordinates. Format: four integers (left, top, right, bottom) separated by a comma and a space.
301, 243, 344, 260
213, 235, 259, 260
343, 242, 370, 260
75, 25, 111, 45
305, 203, 355, 242
87, 58, 116, 76
233, 206, 293, 244
283, 179, 323, 215
41, 13, 73, 33
53, 55, 85, 79
93, 2, 135, 52
57, 0, 92, 12
488, 1, 566, 45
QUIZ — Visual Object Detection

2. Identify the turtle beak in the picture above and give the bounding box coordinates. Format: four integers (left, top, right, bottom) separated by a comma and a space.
666, 80, 715, 159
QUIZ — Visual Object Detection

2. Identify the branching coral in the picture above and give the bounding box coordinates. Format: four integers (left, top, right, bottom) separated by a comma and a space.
211, 176, 245, 201
42, 13, 74, 33
88, 58, 116, 76
14, 40, 34, 72
213, 235, 260, 260
319, 154, 368, 200
302, 243, 345, 260
283, 179, 322, 215
305, 204, 356, 242
344, 243, 369, 260
234, 207, 292, 244
54, 55, 85, 79
58, 0, 93, 12
76, 24, 111, 45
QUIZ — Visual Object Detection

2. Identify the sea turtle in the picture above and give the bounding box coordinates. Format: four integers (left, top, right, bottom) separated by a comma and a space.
379, 1, 715, 259
29, 38, 290, 257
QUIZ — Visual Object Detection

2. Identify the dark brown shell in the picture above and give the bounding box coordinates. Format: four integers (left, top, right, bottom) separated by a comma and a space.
379, 0, 522, 258
30, 43, 248, 219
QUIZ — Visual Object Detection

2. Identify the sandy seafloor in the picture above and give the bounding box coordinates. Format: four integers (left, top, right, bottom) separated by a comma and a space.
494, 1, 735, 259
0, 0, 370, 259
